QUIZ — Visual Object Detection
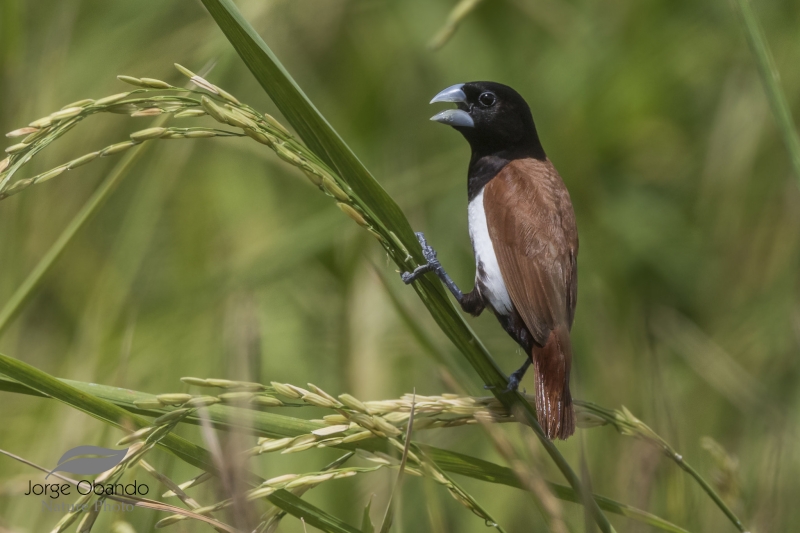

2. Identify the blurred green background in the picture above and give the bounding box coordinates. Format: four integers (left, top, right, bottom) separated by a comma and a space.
1, 0, 799, 531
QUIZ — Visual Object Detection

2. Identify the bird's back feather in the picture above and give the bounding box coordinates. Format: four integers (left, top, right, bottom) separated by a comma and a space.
483, 158, 578, 439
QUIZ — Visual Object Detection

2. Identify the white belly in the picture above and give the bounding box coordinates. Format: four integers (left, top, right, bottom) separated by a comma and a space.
468, 188, 513, 315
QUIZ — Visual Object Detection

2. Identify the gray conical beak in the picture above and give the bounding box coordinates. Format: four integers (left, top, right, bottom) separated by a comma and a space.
429, 84, 474, 128
430, 109, 474, 128
430, 84, 467, 104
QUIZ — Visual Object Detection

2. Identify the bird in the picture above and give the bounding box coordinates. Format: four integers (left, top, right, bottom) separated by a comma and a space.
401, 82, 578, 440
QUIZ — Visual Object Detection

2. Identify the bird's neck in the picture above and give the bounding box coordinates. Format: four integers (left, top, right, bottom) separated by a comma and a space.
467, 141, 546, 202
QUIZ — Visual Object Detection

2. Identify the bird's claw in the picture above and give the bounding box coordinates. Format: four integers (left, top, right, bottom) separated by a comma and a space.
400, 271, 416, 284
503, 365, 530, 393
503, 374, 522, 393
415, 232, 438, 263
484, 379, 523, 393
400, 232, 441, 284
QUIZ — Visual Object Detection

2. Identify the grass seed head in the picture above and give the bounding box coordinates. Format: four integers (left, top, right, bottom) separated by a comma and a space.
341, 430, 373, 443
0, 157, 10, 173
191, 76, 219, 94
372, 416, 402, 436
302, 169, 323, 187
222, 105, 257, 129
282, 441, 319, 454
95, 92, 132, 106
311, 424, 349, 436
184, 129, 218, 138
174, 108, 207, 118
101, 141, 136, 156
347, 412, 376, 429
338, 393, 369, 413
174, 63, 196, 79
117, 75, 147, 87
247, 486, 276, 500
219, 391, 255, 402
250, 395, 283, 407
264, 473, 299, 487
337, 203, 368, 226
322, 176, 350, 202
261, 113, 291, 136
308, 383, 339, 403
323, 414, 350, 425
301, 392, 339, 408
286, 473, 334, 488
317, 437, 344, 447
155, 393, 192, 405
106, 103, 139, 114
66, 152, 100, 170
130, 127, 167, 142
244, 128, 273, 146
367, 228, 385, 242
140, 77, 172, 89
5, 143, 28, 154
205, 378, 237, 388
259, 437, 293, 453
200, 96, 226, 123
274, 142, 306, 166
576, 409, 607, 429
133, 399, 164, 409
286, 383, 311, 397
180, 377, 209, 387
6, 127, 38, 138
117, 426, 154, 445
192, 503, 220, 515
185, 396, 220, 407
23, 128, 50, 144
270, 381, 302, 398
217, 87, 240, 105
62, 99, 94, 109
131, 107, 163, 117
29, 117, 52, 128
153, 408, 192, 425
286, 434, 318, 448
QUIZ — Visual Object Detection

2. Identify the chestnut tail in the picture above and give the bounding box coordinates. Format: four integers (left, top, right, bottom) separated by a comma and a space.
531, 325, 575, 440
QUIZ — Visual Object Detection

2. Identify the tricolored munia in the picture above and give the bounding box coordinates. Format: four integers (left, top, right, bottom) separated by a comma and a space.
401, 82, 578, 440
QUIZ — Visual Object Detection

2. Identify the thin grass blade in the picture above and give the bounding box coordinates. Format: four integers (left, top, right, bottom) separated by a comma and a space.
361, 495, 375, 533
263, 490, 362, 533
378, 392, 416, 533
731, 0, 800, 183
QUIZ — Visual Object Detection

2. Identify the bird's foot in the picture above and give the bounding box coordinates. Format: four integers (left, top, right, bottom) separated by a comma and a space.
415, 232, 439, 263
482, 373, 522, 393
503, 371, 524, 393
498, 359, 532, 393
400, 232, 442, 284
482, 380, 525, 393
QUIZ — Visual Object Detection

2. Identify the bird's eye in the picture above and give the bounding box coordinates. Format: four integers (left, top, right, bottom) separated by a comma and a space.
478, 92, 496, 107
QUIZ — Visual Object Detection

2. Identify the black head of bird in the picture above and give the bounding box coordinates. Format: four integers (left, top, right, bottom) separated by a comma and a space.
429, 81, 545, 161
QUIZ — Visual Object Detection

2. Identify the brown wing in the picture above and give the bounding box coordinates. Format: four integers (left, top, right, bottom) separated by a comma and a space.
483, 158, 578, 346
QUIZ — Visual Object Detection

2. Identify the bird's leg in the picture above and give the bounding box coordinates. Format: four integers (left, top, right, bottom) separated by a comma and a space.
401, 232, 464, 303
483, 358, 532, 392
504, 358, 532, 392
